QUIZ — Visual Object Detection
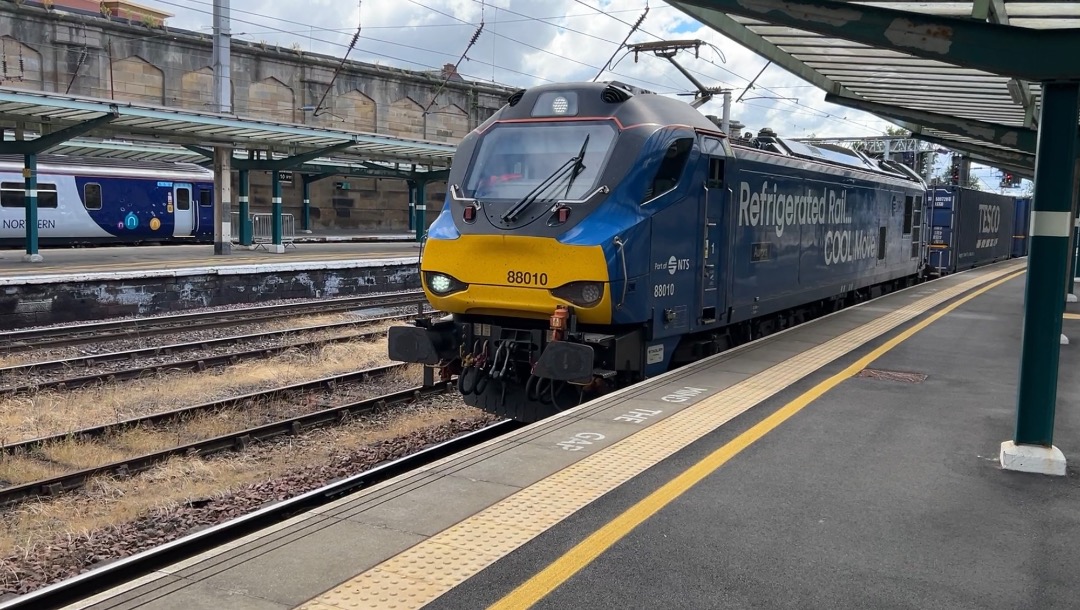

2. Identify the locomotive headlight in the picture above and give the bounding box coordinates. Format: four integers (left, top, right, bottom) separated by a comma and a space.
532, 91, 578, 117
552, 96, 569, 115
425, 272, 467, 296
429, 274, 452, 293
551, 281, 604, 307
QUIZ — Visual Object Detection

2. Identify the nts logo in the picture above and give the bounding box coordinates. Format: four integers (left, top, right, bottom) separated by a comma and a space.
667, 255, 691, 275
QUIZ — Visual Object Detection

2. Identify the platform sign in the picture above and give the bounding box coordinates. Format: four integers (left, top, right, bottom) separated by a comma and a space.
277, 171, 293, 184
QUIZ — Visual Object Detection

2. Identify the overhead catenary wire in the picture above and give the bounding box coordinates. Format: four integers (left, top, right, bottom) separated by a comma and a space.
592, 4, 649, 82
154, 0, 886, 133
423, 8, 485, 114
312, 0, 362, 117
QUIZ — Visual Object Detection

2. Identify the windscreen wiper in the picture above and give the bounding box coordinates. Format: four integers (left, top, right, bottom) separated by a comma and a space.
562, 134, 590, 199
501, 134, 591, 223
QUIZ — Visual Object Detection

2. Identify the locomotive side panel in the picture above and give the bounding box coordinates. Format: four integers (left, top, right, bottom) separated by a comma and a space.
727, 156, 920, 323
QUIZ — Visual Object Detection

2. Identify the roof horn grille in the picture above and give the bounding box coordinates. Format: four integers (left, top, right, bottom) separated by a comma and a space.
601, 84, 633, 103
507, 89, 526, 106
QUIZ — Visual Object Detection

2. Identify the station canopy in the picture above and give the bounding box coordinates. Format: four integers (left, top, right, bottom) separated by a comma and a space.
0, 88, 456, 172
667, 0, 1080, 178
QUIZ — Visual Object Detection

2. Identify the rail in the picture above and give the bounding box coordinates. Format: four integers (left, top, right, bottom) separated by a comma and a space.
0, 364, 418, 505
0, 419, 519, 610
0, 291, 426, 352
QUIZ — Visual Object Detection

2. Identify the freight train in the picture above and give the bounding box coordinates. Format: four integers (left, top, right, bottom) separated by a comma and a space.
0, 155, 215, 247
386, 80, 1019, 421
388, 81, 1020, 422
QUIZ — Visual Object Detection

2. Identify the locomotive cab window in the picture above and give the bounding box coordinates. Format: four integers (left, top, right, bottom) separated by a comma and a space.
643, 138, 693, 204
0, 182, 58, 208
83, 183, 102, 210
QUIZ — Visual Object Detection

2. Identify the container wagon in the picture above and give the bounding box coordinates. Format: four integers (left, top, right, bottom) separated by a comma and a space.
1013, 196, 1031, 258
925, 186, 1016, 276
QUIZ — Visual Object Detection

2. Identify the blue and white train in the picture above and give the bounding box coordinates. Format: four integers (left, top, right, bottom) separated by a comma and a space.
0, 155, 215, 247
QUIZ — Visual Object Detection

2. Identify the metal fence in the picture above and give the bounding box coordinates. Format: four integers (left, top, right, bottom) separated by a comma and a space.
230, 212, 296, 249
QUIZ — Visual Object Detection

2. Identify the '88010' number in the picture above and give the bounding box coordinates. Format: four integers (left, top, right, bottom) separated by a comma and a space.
507, 270, 549, 286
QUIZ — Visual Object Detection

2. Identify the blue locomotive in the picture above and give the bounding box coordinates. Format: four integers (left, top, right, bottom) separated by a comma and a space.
387, 82, 978, 422
0, 155, 215, 247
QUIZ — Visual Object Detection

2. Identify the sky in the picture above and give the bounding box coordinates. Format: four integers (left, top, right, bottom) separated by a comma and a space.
140, 0, 1029, 195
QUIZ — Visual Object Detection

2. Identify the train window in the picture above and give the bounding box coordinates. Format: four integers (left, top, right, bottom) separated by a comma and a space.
0, 182, 58, 208
902, 196, 914, 235
707, 158, 724, 189
878, 227, 887, 260
198, 189, 213, 207
176, 188, 191, 210
83, 183, 102, 210
643, 138, 693, 204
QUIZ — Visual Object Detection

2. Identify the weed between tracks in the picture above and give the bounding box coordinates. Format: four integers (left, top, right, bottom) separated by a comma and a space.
0, 323, 399, 444
0, 395, 491, 584
0, 311, 370, 369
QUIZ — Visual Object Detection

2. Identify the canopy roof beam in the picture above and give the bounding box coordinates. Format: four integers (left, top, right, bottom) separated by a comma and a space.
675, 0, 1080, 81
0, 112, 119, 155
824, 93, 1037, 154
914, 133, 1035, 175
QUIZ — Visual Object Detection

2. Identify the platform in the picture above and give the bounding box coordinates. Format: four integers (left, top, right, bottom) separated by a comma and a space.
0, 242, 419, 282
49, 259, 1080, 610
0, 242, 421, 330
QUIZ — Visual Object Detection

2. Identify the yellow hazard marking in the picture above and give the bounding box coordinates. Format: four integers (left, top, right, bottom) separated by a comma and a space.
1065, 313, 1080, 320
489, 268, 1025, 610
293, 263, 1025, 610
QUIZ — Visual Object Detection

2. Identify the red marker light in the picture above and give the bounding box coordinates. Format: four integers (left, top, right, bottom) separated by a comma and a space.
557, 206, 571, 223
463, 205, 476, 223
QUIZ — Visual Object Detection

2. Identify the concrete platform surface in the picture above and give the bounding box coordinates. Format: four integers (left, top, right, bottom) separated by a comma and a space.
48, 260, 1080, 610
428, 267, 1080, 610
0, 242, 419, 282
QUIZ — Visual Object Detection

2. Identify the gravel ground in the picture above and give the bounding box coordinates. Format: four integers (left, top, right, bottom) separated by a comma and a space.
0, 303, 426, 371
0, 316, 399, 388
0, 368, 424, 485
0, 394, 499, 598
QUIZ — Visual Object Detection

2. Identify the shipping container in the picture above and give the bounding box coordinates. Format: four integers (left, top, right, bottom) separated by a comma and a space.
1013, 197, 1031, 258
925, 186, 1016, 276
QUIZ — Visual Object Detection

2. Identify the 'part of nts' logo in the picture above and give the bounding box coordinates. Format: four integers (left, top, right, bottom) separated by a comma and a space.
979, 204, 1001, 235
667, 255, 691, 275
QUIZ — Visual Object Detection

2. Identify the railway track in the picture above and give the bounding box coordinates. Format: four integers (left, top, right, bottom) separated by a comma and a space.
0, 418, 519, 610
0, 363, 441, 506
0, 290, 426, 353
0, 312, 426, 395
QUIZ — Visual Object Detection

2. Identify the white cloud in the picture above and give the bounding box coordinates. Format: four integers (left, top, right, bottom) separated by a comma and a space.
145, 0, 905, 139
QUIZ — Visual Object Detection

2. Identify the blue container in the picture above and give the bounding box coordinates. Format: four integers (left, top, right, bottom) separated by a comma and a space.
1012, 197, 1031, 257
925, 186, 1016, 275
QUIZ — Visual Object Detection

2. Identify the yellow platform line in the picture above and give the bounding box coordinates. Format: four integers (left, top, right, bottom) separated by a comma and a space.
295, 263, 1025, 610
1065, 313, 1080, 320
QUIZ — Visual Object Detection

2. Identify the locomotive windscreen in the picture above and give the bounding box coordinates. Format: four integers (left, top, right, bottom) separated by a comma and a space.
463, 122, 616, 201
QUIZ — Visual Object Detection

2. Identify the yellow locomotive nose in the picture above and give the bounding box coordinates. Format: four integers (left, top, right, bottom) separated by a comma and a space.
420, 234, 612, 325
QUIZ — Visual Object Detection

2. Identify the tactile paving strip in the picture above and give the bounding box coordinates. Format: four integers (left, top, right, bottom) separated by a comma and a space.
296, 264, 1023, 610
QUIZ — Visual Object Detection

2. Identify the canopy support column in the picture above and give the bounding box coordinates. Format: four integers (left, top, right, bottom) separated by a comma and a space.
1001, 81, 1080, 476
238, 169, 252, 247
23, 153, 41, 263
